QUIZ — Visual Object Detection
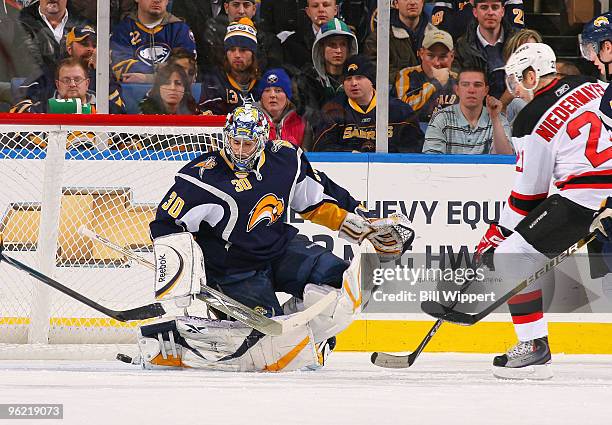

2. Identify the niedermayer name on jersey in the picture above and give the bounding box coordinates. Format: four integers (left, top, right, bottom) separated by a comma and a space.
535, 82, 605, 142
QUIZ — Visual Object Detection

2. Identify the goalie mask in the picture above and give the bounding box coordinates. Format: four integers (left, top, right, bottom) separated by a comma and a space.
223, 105, 269, 177
505, 43, 556, 99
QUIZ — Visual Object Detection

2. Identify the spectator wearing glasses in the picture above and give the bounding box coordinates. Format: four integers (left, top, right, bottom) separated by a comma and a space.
11, 57, 94, 113
12, 25, 126, 114
423, 67, 512, 154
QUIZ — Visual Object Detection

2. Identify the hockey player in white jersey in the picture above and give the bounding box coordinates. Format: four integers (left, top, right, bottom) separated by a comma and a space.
136, 104, 414, 371
474, 43, 612, 380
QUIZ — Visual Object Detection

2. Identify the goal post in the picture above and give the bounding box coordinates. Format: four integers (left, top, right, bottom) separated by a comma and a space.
0, 113, 225, 359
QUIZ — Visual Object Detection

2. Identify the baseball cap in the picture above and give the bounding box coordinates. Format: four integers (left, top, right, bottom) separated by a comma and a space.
66, 25, 96, 47
422, 29, 453, 50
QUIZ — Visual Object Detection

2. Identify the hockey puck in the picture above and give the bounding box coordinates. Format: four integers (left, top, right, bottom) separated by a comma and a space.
116, 353, 133, 364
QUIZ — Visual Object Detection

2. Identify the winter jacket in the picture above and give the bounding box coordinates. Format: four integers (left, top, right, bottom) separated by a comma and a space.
0, 1, 38, 81
295, 18, 358, 123
110, 11, 196, 80
258, 101, 309, 149
455, 19, 517, 99
18, 2, 90, 71
364, 9, 431, 84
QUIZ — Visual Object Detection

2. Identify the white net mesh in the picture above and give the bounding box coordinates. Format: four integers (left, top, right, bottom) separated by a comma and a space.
0, 115, 224, 358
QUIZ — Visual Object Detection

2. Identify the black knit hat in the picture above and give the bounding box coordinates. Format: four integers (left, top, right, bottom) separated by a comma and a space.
343, 55, 376, 83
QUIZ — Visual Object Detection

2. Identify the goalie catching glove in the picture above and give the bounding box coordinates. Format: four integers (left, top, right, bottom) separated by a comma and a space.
339, 212, 414, 261
153, 232, 204, 308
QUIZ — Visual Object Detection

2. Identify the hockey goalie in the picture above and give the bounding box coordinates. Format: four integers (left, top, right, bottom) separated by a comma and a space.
136, 105, 414, 371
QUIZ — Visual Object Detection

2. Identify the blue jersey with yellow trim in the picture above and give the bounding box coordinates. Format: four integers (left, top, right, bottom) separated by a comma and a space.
198, 70, 259, 116
110, 13, 196, 80
150, 141, 361, 274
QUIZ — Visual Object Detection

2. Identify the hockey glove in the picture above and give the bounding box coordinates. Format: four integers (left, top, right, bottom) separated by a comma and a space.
339, 212, 414, 262
475, 223, 512, 267
590, 197, 612, 242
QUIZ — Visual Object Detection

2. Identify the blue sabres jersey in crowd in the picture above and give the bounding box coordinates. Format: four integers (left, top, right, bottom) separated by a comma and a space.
150, 141, 361, 274
110, 13, 196, 80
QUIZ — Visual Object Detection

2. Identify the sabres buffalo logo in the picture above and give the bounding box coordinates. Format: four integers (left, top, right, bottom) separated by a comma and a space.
595, 16, 610, 27
193, 157, 217, 178
348, 63, 358, 72
247, 194, 285, 232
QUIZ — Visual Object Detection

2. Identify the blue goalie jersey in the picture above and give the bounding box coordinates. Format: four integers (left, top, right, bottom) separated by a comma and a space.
150, 141, 361, 274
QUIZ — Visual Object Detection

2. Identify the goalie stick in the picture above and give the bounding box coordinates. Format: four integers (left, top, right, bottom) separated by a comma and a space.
77, 226, 336, 336
421, 232, 597, 325
0, 235, 166, 321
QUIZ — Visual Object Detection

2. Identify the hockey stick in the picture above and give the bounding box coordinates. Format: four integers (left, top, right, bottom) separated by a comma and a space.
421, 232, 597, 325
78, 226, 336, 336
0, 235, 166, 321
371, 267, 479, 368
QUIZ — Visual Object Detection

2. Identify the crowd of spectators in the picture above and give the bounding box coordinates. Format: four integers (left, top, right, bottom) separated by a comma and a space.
0, 0, 598, 154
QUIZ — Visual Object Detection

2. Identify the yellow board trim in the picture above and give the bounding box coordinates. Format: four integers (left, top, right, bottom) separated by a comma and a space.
335, 320, 612, 354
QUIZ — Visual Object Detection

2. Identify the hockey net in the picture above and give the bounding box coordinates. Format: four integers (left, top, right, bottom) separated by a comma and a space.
0, 113, 225, 359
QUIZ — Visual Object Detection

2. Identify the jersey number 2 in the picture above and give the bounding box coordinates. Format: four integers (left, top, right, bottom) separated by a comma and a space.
566, 111, 612, 168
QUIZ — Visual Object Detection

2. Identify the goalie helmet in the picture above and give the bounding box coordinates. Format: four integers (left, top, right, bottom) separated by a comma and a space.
504, 42, 556, 97
223, 104, 269, 175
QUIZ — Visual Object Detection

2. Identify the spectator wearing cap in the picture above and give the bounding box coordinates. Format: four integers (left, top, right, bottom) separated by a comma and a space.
365, 0, 435, 84
454, 0, 517, 99
110, 0, 196, 84
256, 68, 311, 148
194, 0, 282, 75
198, 17, 260, 115
12, 25, 126, 114
312, 55, 423, 152
295, 18, 358, 124
395, 29, 459, 123
18, 0, 90, 71
423, 67, 512, 154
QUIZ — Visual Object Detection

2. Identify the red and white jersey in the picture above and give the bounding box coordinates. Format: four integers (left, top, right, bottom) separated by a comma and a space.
500, 76, 612, 230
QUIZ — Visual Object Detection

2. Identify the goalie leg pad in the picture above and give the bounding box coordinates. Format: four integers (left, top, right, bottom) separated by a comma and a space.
153, 232, 204, 308
138, 317, 320, 372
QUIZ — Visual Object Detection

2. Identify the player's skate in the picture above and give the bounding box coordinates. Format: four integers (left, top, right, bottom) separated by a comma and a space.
492, 336, 552, 380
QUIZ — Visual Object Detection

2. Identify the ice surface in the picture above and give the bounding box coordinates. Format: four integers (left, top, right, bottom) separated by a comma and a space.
1, 353, 611, 425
